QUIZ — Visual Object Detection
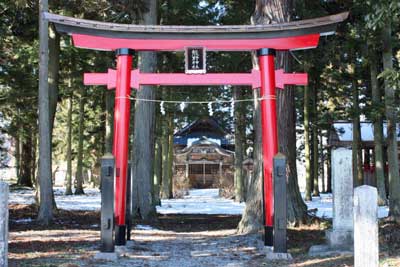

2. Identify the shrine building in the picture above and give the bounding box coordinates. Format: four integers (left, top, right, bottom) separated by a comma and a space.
173, 117, 236, 188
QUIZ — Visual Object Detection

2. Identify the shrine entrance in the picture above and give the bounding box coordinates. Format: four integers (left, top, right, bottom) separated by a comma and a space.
43, 11, 348, 254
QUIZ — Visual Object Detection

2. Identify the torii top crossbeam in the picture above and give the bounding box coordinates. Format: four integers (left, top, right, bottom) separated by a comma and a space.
44, 12, 348, 51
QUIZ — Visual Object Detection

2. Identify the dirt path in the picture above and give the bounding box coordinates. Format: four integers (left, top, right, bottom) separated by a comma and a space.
7, 205, 400, 267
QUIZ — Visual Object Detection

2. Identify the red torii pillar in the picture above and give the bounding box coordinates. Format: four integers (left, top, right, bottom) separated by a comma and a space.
85, 49, 308, 247
258, 48, 278, 245
113, 48, 133, 245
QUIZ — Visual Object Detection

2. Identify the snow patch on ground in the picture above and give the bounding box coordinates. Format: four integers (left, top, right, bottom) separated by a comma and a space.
156, 189, 245, 215
135, 224, 157, 231
8, 188, 35, 205
53, 188, 101, 211
13, 218, 33, 224
305, 193, 389, 219
8, 187, 389, 219
9, 187, 101, 211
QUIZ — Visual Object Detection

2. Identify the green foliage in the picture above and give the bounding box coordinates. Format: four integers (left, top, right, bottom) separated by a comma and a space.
379, 69, 400, 91
364, 0, 400, 30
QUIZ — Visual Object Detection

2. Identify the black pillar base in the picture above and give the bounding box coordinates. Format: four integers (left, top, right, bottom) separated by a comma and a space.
126, 223, 131, 241
264, 226, 273, 246
115, 225, 127, 246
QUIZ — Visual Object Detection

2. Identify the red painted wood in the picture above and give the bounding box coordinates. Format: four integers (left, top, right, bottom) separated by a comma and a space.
113, 54, 132, 226
275, 69, 308, 89
259, 54, 278, 230
72, 33, 320, 51
84, 69, 307, 90
130, 69, 260, 89
84, 69, 116, 89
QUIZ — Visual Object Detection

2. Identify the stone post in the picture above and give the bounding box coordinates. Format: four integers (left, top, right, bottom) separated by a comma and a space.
265, 153, 292, 260
309, 148, 354, 256
185, 162, 189, 181
354, 185, 378, 267
125, 161, 132, 241
0, 182, 9, 267
326, 148, 353, 249
273, 153, 287, 253
100, 155, 115, 253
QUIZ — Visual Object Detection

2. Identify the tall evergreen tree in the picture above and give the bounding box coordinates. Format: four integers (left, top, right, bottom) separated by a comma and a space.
368, 45, 387, 205
130, 0, 158, 220
37, 0, 54, 225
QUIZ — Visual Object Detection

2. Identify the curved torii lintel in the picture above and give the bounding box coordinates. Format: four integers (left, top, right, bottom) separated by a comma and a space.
44, 12, 348, 51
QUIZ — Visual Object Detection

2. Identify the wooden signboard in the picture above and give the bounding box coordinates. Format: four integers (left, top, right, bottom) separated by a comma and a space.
185, 47, 206, 74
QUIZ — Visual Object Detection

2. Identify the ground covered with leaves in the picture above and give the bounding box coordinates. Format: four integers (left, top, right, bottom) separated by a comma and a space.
8, 204, 400, 267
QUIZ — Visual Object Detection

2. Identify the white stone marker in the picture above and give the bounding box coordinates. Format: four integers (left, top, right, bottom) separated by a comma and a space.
309, 148, 354, 256
0, 182, 9, 267
354, 185, 378, 267
326, 148, 353, 249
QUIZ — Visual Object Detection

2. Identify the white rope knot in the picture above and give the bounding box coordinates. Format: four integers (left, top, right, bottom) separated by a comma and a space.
180, 102, 186, 112
160, 101, 165, 115
230, 97, 235, 117
208, 102, 214, 116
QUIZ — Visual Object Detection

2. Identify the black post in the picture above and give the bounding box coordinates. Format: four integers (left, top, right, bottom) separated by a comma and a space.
100, 154, 115, 252
126, 161, 132, 241
273, 153, 287, 253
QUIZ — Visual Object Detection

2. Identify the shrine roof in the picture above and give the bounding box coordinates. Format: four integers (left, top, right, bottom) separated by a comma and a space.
176, 136, 234, 157
329, 122, 400, 147
174, 117, 233, 146
175, 117, 227, 137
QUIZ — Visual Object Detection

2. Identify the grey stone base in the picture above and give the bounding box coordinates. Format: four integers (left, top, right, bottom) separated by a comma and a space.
94, 244, 132, 260
265, 247, 293, 261
94, 252, 118, 261
326, 229, 353, 249
115, 245, 130, 257
308, 244, 353, 257
125, 241, 135, 249
308, 229, 353, 257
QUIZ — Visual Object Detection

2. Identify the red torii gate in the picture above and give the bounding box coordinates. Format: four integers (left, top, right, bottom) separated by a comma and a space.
45, 12, 348, 248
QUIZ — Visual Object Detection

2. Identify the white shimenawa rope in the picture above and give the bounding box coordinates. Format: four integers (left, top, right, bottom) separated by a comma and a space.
128, 96, 276, 104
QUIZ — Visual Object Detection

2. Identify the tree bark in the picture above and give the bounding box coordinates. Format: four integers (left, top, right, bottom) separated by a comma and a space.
19, 132, 33, 187
326, 148, 332, 193
269, 0, 308, 225
131, 0, 158, 221
31, 132, 38, 187
320, 133, 325, 193
304, 84, 312, 201
278, 70, 308, 225
48, 24, 60, 135
167, 117, 174, 197
161, 112, 172, 199
37, 0, 54, 225
237, 89, 263, 233
312, 84, 319, 196
74, 86, 85, 195
233, 86, 245, 202
153, 138, 162, 205
369, 47, 387, 205
352, 71, 363, 187
65, 95, 73, 195
15, 131, 21, 184
238, 0, 307, 233
104, 90, 114, 154
382, 21, 400, 222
